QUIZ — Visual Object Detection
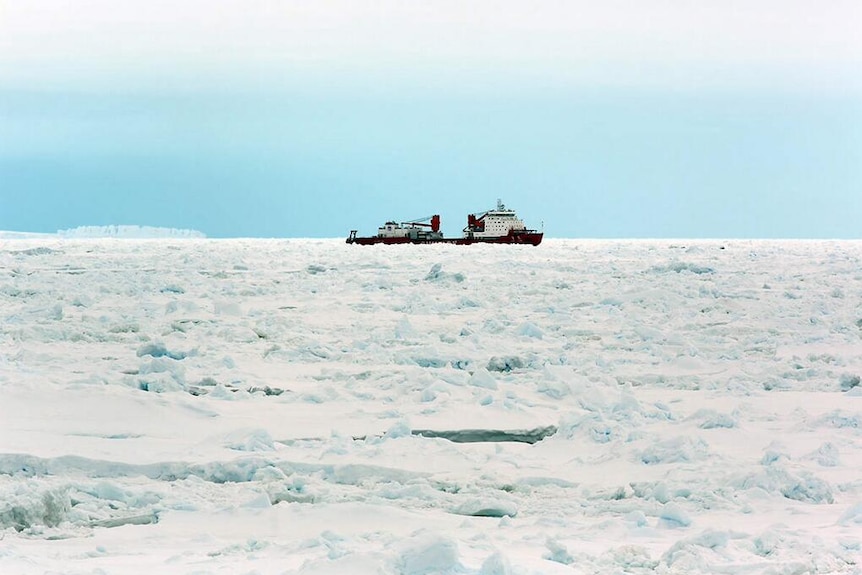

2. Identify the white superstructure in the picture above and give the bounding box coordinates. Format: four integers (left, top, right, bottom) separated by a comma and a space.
377, 222, 417, 238
464, 199, 528, 239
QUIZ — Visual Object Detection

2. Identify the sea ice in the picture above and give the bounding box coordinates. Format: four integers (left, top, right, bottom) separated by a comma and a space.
1, 238, 861, 574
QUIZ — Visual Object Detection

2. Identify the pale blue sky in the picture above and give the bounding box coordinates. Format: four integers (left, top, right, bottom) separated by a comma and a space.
1, 1, 860, 238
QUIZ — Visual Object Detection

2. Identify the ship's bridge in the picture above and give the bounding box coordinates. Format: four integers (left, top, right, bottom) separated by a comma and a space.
465, 200, 527, 238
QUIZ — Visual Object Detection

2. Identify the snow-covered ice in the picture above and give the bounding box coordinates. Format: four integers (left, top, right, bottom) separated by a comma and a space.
0, 227, 205, 240
1, 238, 861, 574
56, 226, 206, 239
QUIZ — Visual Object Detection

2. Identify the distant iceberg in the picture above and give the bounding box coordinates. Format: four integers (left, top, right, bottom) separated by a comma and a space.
56, 225, 206, 239
0, 231, 54, 239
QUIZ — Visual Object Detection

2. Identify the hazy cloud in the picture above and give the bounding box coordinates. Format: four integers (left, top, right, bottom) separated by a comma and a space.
1, 1, 860, 93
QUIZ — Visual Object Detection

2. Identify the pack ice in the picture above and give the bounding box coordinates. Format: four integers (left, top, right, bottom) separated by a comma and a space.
1, 238, 860, 574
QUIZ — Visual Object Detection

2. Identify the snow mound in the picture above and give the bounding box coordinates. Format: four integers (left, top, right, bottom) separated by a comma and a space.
736, 467, 835, 503
394, 533, 461, 575
223, 428, 276, 452
544, 538, 574, 565
453, 496, 517, 518
638, 436, 709, 464
136, 342, 187, 361
840, 374, 861, 391
649, 261, 715, 274
486, 356, 524, 372
658, 502, 693, 528
838, 503, 862, 525
424, 263, 465, 283
480, 551, 513, 575
0, 483, 70, 532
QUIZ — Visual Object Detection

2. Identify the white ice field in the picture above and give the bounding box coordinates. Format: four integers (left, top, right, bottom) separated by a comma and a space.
1, 238, 861, 574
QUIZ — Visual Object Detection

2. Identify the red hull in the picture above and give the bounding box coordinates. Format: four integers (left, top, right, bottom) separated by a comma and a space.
347, 231, 543, 246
